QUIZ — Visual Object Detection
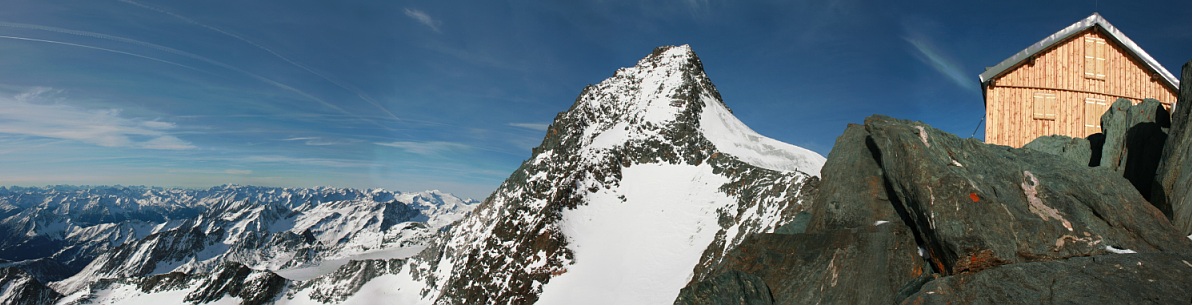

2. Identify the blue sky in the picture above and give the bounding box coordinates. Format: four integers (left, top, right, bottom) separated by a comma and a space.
0, 0, 1190, 199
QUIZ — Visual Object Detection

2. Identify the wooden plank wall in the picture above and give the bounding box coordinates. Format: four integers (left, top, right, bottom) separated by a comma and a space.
985, 28, 1178, 147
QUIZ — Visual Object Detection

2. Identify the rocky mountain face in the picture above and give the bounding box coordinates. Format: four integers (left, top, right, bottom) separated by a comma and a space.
0, 185, 476, 304
678, 110, 1191, 303
273, 44, 826, 304
0, 267, 62, 304
1153, 62, 1192, 234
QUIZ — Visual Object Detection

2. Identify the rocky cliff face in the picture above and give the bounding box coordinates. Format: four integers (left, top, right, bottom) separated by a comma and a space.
0, 267, 62, 305
678, 115, 1191, 304
1153, 61, 1192, 235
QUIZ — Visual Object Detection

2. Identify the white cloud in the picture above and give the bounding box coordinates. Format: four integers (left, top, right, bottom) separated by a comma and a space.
238, 155, 368, 168
224, 169, 253, 175
902, 19, 973, 91
404, 8, 441, 32
376, 140, 470, 155
13, 86, 60, 103
141, 120, 176, 129
508, 122, 549, 131
0, 87, 196, 150
283, 136, 356, 146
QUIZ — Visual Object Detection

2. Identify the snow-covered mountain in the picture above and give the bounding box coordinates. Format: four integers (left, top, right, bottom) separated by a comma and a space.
278, 44, 826, 304
0, 44, 825, 305
0, 185, 477, 304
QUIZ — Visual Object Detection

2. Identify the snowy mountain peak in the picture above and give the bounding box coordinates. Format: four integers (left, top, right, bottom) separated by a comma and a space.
377, 45, 826, 304
552, 44, 822, 174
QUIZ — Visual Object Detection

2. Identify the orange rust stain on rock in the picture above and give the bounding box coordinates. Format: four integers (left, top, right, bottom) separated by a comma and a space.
928, 249, 948, 274
867, 177, 883, 198
954, 249, 1005, 274
910, 253, 925, 277
969, 193, 980, 203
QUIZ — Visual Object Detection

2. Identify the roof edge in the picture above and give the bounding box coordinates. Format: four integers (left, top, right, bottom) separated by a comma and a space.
978, 13, 1180, 92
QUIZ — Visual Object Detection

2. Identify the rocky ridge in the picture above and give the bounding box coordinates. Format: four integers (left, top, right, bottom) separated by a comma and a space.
678, 107, 1192, 304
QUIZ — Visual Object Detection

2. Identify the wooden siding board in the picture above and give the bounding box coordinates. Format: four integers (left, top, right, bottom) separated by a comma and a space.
983, 28, 1178, 147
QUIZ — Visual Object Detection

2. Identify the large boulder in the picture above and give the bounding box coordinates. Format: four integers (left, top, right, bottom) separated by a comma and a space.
1023, 135, 1094, 167
902, 252, 1191, 304
864, 115, 1188, 275
674, 271, 773, 304
1152, 61, 1192, 234
676, 224, 931, 304
677, 124, 930, 305
1098, 98, 1170, 199
803, 124, 904, 232
678, 114, 1191, 304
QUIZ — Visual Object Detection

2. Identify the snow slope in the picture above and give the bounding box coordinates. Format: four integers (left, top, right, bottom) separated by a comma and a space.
698, 93, 824, 175
536, 163, 735, 304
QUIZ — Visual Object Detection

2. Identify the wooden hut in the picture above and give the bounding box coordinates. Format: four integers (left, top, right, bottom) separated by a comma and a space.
978, 13, 1179, 147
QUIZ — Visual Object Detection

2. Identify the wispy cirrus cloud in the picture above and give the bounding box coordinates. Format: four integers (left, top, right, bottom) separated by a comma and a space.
508, 122, 549, 131
0, 87, 196, 150
283, 136, 358, 146
404, 8, 441, 32
236, 155, 369, 168
224, 169, 252, 175
376, 140, 470, 155
902, 19, 973, 91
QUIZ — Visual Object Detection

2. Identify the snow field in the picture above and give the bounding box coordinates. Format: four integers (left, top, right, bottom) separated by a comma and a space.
536, 163, 735, 304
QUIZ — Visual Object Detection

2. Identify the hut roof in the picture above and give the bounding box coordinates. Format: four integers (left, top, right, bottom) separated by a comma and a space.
978, 13, 1179, 91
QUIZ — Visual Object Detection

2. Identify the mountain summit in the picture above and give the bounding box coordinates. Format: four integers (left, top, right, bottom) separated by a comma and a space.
543, 44, 822, 175
291, 44, 825, 304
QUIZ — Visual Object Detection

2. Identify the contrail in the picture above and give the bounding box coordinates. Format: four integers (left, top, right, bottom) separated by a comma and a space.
0, 35, 206, 73
120, 0, 402, 122
0, 21, 359, 118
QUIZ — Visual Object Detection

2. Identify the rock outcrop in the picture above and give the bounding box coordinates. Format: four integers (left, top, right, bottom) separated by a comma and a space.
803, 124, 904, 232
1023, 135, 1094, 167
677, 224, 931, 304
867, 115, 1186, 272
1099, 98, 1171, 200
1153, 61, 1192, 234
902, 252, 1191, 304
677, 114, 1191, 304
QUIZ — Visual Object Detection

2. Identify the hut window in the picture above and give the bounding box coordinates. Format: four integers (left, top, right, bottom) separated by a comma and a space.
1084, 35, 1107, 80
1033, 92, 1057, 120
1084, 97, 1107, 135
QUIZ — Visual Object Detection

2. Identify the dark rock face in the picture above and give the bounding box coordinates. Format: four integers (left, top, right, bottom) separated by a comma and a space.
1153, 62, 1192, 234
184, 262, 288, 304
902, 253, 1192, 304
1023, 135, 1094, 167
1099, 98, 1171, 199
678, 114, 1191, 304
803, 124, 903, 232
866, 115, 1187, 274
675, 271, 773, 305
678, 123, 931, 304
0, 267, 63, 305
677, 224, 931, 304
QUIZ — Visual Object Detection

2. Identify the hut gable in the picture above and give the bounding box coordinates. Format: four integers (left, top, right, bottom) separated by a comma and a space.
978, 13, 1179, 147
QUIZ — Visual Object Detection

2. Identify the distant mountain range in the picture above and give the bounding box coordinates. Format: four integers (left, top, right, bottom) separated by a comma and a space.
0, 185, 477, 304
